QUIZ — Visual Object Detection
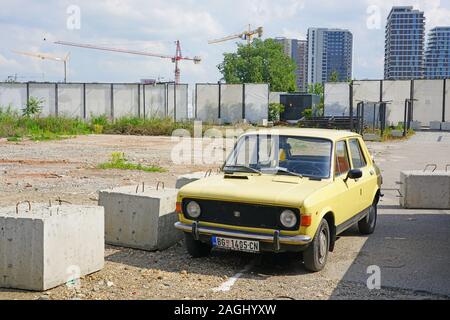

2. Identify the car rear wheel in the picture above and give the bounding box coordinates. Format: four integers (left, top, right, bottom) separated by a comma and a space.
184, 233, 212, 258
358, 203, 377, 235
303, 219, 330, 272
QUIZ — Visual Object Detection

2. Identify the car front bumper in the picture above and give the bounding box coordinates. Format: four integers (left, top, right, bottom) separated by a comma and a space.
174, 221, 312, 251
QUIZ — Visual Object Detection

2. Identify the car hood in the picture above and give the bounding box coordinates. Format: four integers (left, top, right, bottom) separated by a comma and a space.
178, 173, 331, 208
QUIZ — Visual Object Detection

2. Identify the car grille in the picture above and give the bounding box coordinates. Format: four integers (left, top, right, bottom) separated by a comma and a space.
182, 199, 300, 231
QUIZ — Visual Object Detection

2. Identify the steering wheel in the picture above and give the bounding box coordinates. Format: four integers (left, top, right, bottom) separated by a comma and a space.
290, 162, 326, 177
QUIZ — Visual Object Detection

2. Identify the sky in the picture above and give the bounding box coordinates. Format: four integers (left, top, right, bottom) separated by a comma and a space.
0, 0, 449, 84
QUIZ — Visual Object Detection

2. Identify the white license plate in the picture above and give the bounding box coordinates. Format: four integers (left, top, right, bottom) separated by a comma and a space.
212, 236, 260, 253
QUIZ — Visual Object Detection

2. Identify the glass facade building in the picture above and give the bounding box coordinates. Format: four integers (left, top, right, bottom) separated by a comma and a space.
274, 37, 308, 92
384, 6, 425, 80
307, 28, 353, 84
425, 27, 450, 79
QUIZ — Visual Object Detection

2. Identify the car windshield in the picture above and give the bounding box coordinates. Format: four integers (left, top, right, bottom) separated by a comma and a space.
224, 134, 332, 179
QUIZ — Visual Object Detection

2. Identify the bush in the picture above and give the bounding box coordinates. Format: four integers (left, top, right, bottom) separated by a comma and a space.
268, 103, 285, 122
22, 97, 44, 118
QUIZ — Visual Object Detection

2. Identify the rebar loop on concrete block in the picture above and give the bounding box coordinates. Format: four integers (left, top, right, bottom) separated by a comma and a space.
16, 200, 31, 214
136, 182, 145, 193
423, 164, 438, 172
205, 169, 213, 177
156, 181, 165, 190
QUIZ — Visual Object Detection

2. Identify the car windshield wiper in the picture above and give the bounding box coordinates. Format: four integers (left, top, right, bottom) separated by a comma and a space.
224, 165, 262, 175
274, 167, 303, 178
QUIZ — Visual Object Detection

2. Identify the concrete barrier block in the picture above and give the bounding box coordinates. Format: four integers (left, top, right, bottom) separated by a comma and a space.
98, 186, 182, 251
430, 121, 442, 130
391, 130, 403, 137
176, 172, 208, 189
400, 171, 450, 209
410, 121, 422, 130
0, 204, 104, 291
363, 133, 381, 142
442, 122, 450, 131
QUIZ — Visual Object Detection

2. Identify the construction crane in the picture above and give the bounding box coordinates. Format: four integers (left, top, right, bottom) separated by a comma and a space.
208, 25, 263, 45
12, 50, 70, 82
52, 40, 201, 84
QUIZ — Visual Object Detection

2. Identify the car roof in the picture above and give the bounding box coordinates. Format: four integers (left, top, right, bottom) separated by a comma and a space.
242, 128, 361, 141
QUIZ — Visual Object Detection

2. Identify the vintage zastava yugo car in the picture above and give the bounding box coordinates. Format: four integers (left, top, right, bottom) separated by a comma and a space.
175, 128, 382, 271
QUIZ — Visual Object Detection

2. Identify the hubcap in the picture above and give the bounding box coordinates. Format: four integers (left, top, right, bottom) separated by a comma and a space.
318, 230, 327, 264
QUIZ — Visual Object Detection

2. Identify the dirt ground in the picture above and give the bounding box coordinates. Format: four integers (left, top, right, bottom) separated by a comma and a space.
0, 132, 449, 300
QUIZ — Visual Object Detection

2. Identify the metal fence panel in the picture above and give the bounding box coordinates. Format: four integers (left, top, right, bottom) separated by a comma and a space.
144, 84, 166, 118
245, 84, 268, 123
382, 80, 410, 126
29, 83, 56, 116
413, 80, 444, 126
113, 84, 139, 118
324, 83, 349, 116
269, 92, 284, 104
221, 84, 243, 124
58, 83, 83, 118
0, 83, 26, 113
353, 80, 380, 105
175, 84, 188, 121
85, 84, 111, 119
196, 84, 219, 123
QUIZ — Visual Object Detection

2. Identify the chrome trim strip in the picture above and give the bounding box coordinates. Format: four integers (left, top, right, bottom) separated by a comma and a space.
174, 222, 312, 244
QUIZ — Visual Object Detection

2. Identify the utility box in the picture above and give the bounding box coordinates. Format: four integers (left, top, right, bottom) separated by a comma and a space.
280, 93, 321, 122
98, 185, 182, 251
0, 203, 104, 291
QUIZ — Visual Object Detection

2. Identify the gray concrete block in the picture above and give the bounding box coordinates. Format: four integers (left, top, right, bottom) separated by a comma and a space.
391, 130, 404, 137
98, 186, 182, 251
363, 133, 381, 142
400, 171, 450, 209
430, 121, 442, 130
410, 121, 422, 130
0, 204, 104, 291
442, 122, 450, 131
176, 172, 209, 189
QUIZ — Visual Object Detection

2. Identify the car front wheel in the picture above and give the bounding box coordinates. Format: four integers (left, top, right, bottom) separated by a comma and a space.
184, 233, 212, 258
303, 219, 330, 272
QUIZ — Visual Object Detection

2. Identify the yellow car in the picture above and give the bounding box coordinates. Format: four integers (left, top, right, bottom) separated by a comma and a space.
175, 128, 382, 272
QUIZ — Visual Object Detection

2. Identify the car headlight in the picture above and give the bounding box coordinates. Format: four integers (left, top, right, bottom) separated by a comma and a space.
186, 201, 201, 219
280, 209, 297, 228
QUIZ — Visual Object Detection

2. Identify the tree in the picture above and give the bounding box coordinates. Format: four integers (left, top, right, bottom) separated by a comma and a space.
329, 70, 340, 82
218, 39, 297, 92
308, 83, 324, 116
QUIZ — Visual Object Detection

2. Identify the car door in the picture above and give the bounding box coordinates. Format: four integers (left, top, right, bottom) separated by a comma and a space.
333, 139, 362, 226
347, 137, 375, 212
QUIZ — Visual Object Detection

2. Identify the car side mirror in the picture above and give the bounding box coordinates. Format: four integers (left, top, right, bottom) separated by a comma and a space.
344, 169, 363, 182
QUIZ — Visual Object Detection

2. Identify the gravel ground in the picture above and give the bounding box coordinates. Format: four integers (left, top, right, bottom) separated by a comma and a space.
0, 132, 449, 300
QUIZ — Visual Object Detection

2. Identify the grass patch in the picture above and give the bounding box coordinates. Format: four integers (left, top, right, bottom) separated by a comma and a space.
97, 152, 166, 173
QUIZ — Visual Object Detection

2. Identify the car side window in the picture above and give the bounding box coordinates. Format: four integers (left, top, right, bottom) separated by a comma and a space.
349, 139, 367, 169
335, 141, 350, 177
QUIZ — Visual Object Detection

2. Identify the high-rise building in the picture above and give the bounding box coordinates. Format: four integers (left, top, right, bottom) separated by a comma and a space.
306, 28, 353, 85
425, 27, 450, 79
274, 37, 308, 92
384, 6, 425, 80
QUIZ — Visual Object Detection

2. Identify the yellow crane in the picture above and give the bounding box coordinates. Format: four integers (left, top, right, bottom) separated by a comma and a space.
12, 50, 70, 82
208, 24, 263, 45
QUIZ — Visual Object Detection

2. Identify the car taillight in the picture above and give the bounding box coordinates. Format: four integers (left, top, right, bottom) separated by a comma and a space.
176, 202, 182, 214
301, 215, 312, 227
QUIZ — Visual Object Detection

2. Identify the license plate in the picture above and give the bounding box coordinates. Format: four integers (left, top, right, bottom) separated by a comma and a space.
212, 236, 260, 253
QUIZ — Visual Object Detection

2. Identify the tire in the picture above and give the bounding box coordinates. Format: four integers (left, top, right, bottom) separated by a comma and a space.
303, 219, 330, 272
358, 203, 377, 235
184, 233, 212, 258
